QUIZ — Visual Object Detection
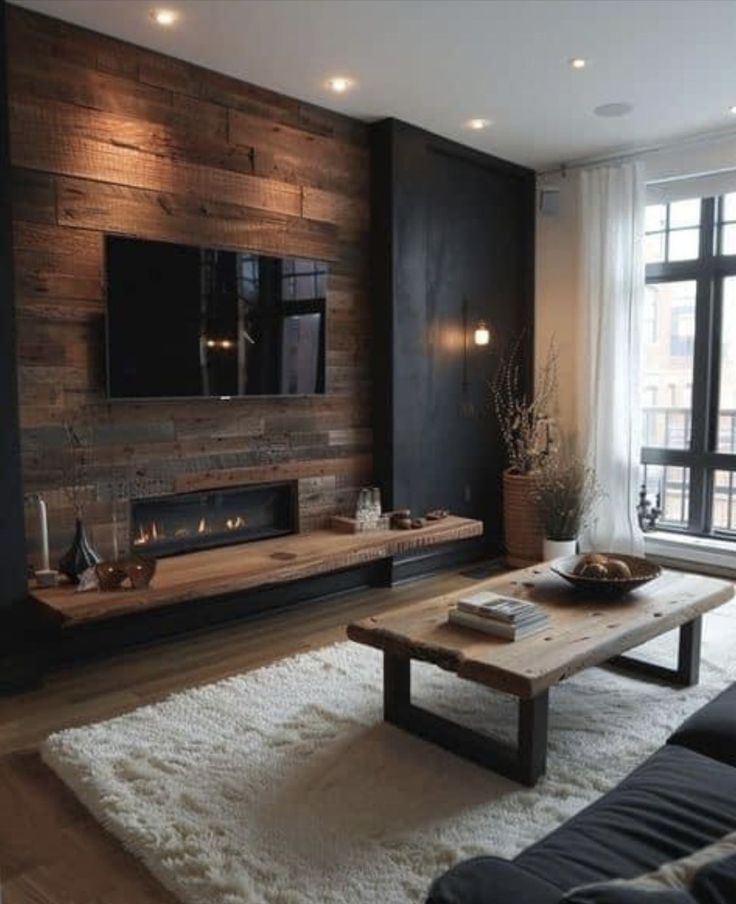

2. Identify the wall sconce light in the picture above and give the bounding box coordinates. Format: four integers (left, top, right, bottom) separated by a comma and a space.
473, 321, 491, 346
462, 299, 491, 392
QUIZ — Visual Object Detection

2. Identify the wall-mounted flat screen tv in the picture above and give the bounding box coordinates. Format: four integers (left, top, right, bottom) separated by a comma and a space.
106, 236, 327, 399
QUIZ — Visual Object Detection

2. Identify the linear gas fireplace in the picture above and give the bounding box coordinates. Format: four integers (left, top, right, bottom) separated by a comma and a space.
131, 482, 297, 557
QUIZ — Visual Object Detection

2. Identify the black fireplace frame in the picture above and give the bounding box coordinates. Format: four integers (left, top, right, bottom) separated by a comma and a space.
130, 481, 299, 558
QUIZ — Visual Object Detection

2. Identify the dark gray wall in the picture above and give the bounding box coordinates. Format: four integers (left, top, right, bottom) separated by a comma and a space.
371, 119, 535, 553
0, 0, 28, 612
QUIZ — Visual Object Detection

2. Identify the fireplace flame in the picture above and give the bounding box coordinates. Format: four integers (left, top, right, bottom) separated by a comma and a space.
133, 521, 161, 546
132, 512, 246, 548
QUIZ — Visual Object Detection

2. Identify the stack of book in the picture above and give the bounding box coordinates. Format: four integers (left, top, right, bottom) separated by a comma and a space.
448, 591, 550, 641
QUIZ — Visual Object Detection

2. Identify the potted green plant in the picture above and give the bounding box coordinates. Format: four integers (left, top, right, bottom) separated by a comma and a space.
490, 336, 557, 566
532, 437, 601, 560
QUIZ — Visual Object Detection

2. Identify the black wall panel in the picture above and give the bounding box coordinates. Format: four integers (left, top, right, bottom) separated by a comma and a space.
0, 0, 28, 613
371, 119, 534, 556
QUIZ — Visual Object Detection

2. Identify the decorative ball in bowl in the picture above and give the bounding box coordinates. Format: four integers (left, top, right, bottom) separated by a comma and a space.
551, 553, 662, 596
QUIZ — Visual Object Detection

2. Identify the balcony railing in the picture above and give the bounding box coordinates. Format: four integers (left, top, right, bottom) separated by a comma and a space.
642, 406, 736, 452
641, 406, 691, 449
641, 406, 736, 534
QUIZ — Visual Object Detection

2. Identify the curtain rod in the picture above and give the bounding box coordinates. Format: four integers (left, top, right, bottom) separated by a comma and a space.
538, 125, 736, 179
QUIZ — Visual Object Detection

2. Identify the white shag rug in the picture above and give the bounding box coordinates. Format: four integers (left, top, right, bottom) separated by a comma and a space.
43, 600, 736, 904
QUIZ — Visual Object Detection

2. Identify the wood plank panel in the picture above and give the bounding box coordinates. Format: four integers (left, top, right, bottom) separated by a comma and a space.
8, 85, 256, 179
13, 222, 104, 309
9, 6, 371, 568
302, 186, 370, 232
10, 167, 56, 224
10, 98, 297, 216
56, 176, 338, 262
174, 454, 373, 493
8, 52, 177, 122
232, 109, 368, 198
202, 70, 366, 145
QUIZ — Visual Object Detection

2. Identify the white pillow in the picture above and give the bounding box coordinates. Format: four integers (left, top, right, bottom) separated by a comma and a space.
572, 831, 736, 894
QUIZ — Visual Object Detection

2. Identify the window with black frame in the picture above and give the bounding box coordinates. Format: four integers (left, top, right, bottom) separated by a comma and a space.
642, 193, 736, 537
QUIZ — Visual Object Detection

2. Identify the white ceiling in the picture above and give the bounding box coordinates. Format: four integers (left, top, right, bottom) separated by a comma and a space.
11, 0, 736, 170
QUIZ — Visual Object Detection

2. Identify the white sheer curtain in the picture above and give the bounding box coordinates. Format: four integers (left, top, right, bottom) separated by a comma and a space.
578, 162, 646, 554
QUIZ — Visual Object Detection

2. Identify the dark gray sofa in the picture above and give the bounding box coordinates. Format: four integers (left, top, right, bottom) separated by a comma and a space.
427, 683, 736, 904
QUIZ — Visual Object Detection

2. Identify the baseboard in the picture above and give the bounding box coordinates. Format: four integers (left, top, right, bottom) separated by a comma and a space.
390, 536, 496, 583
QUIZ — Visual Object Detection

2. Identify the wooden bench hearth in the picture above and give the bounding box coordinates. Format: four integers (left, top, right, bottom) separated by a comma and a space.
31, 516, 484, 628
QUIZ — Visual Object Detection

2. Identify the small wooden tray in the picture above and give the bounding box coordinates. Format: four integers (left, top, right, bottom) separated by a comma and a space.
330, 514, 391, 534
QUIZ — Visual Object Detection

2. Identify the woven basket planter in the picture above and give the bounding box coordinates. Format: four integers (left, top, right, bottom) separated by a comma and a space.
502, 469, 543, 567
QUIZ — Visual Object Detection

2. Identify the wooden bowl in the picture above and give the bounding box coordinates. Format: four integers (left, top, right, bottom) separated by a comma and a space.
95, 561, 127, 591
551, 554, 662, 596
125, 555, 157, 589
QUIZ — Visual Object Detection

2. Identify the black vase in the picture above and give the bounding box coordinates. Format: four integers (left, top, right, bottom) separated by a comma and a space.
58, 518, 102, 584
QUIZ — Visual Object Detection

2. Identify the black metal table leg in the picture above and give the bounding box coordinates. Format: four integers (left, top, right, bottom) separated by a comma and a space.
608, 616, 702, 687
518, 692, 549, 782
382, 651, 549, 786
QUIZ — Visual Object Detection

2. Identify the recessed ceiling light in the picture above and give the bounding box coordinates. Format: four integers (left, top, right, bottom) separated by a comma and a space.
326, 76, 355, 94
466, 118, 491, 130
594, 102, 634, 118
570, 57, 588, 69
150, 8, 178, 26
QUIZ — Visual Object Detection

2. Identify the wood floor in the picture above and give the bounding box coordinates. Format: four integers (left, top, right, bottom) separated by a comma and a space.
0, 566, 484, 904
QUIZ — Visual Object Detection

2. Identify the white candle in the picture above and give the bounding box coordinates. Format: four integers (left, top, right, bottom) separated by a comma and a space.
38, 496, 50, 571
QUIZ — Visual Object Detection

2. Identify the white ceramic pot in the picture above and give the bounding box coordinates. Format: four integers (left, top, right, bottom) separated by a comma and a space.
543, 538, 577, 561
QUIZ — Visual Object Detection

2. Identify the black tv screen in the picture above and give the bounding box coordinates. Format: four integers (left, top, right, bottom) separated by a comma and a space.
106, 236, 327, 399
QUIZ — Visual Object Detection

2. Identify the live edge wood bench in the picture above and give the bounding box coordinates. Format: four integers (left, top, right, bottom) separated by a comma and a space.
347, 564, 734, 786
30, 516, 483, 628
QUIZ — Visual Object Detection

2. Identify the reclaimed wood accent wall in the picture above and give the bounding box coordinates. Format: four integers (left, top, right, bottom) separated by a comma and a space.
7, 7, 372, 565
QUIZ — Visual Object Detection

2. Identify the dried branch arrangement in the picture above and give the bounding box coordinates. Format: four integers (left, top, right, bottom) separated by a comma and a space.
489, 335, 558, 475
63, 421, 93, 518
532, 435, 602, 541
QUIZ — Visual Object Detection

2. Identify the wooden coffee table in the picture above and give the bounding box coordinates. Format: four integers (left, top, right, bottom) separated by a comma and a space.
347, 565, 734, 786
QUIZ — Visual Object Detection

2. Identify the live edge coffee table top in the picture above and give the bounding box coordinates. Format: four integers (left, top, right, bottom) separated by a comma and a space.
348, 564, 734, 700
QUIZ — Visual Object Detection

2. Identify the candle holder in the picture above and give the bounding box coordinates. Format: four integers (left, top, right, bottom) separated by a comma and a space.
92, 555, 157, 592
34, 568, 59, 588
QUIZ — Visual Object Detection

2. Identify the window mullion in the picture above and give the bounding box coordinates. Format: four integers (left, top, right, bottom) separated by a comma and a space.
692, 197, 717, 455
703, 197, 723, 538
684, 199, 714, 532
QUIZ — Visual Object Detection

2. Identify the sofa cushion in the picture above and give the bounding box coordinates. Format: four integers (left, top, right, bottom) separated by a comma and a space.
514, 745, 736, 890
668, 683, 736, 768
426, 855, 562, 904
